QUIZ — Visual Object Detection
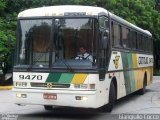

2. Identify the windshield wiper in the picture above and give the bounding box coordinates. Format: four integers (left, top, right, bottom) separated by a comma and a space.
60, 59, 74, 72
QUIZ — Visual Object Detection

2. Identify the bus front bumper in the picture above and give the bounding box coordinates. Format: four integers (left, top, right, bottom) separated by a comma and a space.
12, 88, 100, 108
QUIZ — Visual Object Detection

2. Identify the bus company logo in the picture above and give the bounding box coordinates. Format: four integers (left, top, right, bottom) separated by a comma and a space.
47, 83, 53, 89
113, 55, 120, 69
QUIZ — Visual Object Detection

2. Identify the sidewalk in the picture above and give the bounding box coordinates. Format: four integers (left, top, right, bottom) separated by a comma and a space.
153, 76, 160, 81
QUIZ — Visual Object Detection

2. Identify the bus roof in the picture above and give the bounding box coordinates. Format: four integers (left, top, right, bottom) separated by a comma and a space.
18, 5, 152, 37
18, 5, 107, 17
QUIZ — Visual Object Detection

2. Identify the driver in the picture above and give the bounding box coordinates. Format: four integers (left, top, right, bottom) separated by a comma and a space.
75, 45, 93, 62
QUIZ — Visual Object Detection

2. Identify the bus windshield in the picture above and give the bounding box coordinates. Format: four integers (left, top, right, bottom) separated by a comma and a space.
16, 18, 98, 69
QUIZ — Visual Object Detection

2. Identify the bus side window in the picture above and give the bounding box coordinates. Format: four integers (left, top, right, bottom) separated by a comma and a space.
147, 37, 152, 52
137, 33, 142, 50
122, 26, 130, 48
112, 22, 121, 47
142, 35, 146, 51
131, 31, 137, 50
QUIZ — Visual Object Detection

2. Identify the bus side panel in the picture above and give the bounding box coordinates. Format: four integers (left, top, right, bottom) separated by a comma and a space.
136, 54, 153, 88
108, 51, 127, 99
132, 53, 144, 92
108, 51, 153, 98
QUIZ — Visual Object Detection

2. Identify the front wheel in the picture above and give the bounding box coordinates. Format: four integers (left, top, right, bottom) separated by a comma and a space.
101, 81, 116, 112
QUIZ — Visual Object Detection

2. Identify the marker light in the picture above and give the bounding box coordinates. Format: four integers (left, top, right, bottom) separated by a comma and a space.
75, 96, 88, 101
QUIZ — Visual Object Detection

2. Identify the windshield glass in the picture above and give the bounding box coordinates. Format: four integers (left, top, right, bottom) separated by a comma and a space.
16, 18, 98, 68
17, 19, 52, 67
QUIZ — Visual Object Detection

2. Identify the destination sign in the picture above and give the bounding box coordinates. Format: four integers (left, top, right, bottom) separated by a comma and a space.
64, 12, 86, 16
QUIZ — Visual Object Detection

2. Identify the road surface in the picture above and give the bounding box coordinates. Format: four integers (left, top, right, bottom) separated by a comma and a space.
0, 77, 160, 120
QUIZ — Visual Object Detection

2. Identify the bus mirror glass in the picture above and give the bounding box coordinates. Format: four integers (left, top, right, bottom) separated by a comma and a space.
99, 30, 109, 49
103, 36, 108, 48
55, 19, 60, 27
98, 57, 105, 80
99, 68, 105, 81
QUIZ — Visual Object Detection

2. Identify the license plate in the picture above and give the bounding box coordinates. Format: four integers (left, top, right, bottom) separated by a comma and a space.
43, 93, 57, 100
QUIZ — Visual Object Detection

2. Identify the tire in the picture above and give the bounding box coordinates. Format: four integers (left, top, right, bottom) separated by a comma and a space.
44, 105, 53, 110
138, 75, 147, 95
101, 81, 116, 112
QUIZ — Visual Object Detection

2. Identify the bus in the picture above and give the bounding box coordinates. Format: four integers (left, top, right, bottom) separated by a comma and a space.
13, 5, 153, 112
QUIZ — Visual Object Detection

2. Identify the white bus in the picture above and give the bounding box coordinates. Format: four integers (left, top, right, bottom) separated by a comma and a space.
13, 5, 153, 112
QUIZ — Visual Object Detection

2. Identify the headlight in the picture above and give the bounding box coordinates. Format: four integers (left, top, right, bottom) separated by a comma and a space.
74, 84, 95, 90
15, 82, 27, 87
16, 93, 27, 98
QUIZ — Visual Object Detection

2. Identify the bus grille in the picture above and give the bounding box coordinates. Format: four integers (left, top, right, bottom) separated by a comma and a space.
30, 83, 70, 88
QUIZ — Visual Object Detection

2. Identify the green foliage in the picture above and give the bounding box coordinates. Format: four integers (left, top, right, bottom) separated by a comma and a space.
0, 0, 160, 75
0, 0, 5, 11
154, 68, 160, 76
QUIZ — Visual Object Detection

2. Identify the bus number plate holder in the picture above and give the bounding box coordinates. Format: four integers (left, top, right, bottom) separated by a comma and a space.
43, 93, 57, 100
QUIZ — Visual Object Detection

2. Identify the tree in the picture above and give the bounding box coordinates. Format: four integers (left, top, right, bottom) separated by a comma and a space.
0, 0, 160, 83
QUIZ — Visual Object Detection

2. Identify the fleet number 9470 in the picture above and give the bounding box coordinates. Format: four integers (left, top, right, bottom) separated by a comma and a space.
19, 75, 42, 80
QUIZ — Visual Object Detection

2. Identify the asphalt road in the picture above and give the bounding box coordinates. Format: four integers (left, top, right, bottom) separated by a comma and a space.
0, 77, 160, 120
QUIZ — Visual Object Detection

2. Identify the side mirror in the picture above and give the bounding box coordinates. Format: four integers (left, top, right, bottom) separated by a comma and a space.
99, 31, 109, 49
99, 68, 105, 81
102, 36, 108, 49
98, 57, 105, 81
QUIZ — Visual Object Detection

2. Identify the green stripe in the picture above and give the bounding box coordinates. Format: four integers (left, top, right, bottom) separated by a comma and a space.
129, 71, 136, 92
122, 52, 136, 94
59, 73, 74, 83
124, 71, 131, 94
128, 53, 133, 69
128, 53, 136, 92
46, 73, 61, 83
121, 52, 129, 69
122, 52, 131, 94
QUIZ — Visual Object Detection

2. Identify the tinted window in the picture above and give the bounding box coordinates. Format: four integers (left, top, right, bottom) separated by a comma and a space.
137, 33, 142, 50
131, 31, 137, 49
122, 27, 130, 48
112, 22, 121, 47
18, 19, 52, 66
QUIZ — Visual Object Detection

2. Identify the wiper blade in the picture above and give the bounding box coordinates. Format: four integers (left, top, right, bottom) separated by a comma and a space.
60, 59, 74, 72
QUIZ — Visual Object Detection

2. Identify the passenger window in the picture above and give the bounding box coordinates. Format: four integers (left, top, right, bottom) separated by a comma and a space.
122, 27, 130, 48
137, 33, 142, 50
131, 31, 137, 49
112, 22, 121, 47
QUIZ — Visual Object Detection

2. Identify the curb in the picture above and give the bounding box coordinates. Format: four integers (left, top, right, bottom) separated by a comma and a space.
0, 86, 13, 90
153, 76, 160, 81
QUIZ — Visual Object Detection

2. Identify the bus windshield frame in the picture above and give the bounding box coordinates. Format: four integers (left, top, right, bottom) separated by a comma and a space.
15, 17, 99, 70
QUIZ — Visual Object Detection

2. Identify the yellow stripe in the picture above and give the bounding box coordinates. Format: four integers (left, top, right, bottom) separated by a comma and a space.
132, 53, 138, 68
0, 86, 13, 90
71, 74, 88, 84
132, 53, 139, 90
